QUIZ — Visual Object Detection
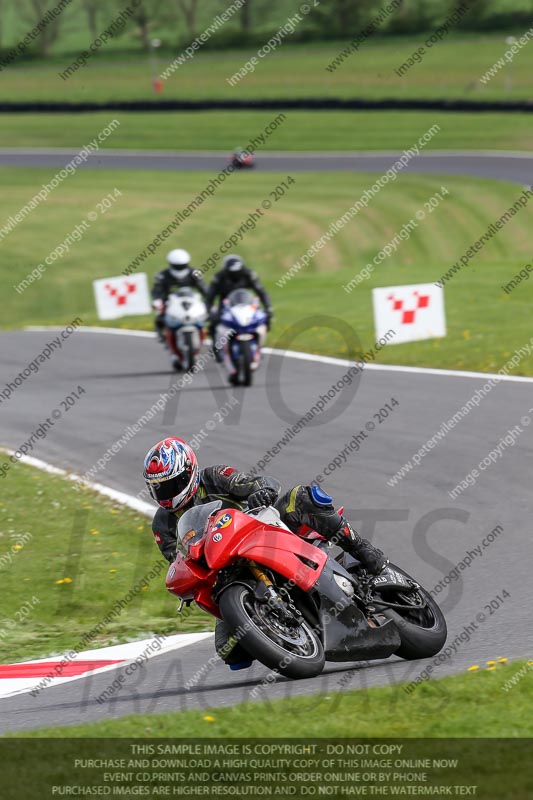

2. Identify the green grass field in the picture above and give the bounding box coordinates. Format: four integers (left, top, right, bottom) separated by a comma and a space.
0, 460, 208, 662
0, 110, 530, 151
2, 35, 533, 102
2, 167, 533, 375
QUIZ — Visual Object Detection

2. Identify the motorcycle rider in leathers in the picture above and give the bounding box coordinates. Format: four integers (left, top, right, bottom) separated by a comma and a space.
143, 437, 388, 669
152, 249, 207, 342
206, 254, 272, 360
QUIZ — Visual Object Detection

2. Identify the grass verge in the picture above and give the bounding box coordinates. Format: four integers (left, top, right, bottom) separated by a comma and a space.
0, 110, 530, 151
2, 168, 533, 375
0, 459, 209, 663
2, 36, 533, 102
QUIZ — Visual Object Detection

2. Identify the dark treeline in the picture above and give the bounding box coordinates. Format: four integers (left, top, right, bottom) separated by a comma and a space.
2, 0, 533, 56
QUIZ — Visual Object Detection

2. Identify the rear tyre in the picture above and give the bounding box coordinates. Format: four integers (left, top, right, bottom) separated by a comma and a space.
377, 565, 447, 660
219, 583, 325, 679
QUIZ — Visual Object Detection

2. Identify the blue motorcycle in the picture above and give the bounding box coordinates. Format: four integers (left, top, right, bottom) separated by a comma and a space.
216, 289, 268, 386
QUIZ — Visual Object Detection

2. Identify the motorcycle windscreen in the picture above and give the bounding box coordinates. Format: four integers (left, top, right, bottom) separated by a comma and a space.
227, 288, 256, 307
177, 500, 222, 556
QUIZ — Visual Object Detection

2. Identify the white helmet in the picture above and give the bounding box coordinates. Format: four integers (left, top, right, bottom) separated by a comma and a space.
167, 249, 191, 267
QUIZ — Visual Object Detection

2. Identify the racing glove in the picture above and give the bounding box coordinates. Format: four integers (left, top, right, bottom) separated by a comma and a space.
247, 486, 280, 509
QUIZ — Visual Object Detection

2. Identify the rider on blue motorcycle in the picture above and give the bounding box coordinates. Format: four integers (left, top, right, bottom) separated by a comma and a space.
206, 255, 272, 358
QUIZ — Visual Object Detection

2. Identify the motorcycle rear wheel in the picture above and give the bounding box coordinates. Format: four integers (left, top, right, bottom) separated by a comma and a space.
219, 583, 325, 679
376, 565, 447, 660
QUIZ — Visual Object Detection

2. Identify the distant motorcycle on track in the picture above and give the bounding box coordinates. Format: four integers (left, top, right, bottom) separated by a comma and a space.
215, 288, 268, 386
230, 148, 255, 169
164, 288, 207, 372
166, 500, 447, 680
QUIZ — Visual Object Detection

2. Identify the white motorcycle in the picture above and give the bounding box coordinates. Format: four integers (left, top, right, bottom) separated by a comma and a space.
163, 288, 207, 372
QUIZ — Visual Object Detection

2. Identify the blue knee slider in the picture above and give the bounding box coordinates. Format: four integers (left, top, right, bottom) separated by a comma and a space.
311, 484, 333, 507
229, 660, 254, 671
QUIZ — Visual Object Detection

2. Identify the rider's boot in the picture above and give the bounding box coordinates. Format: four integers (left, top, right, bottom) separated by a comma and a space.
332, 519, 387, 575
215, 619, 254, 670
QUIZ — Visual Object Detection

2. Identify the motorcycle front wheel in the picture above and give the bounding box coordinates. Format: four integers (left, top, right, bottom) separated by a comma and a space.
182, 330, 195, 371
219, 583, 325, 679
238, 339, 253, 386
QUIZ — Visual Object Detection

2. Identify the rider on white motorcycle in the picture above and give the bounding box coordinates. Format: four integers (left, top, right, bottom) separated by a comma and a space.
143, 437, 388, 669
164, 289, 208, 372
152, 250, 207, 342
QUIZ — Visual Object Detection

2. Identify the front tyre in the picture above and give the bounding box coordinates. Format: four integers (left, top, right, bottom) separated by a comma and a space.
182, 330, 195, 372
219, 583, 325, 679
238, 339, 253, 386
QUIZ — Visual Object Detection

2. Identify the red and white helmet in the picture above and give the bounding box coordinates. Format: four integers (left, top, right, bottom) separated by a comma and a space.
143, 437, 199, 511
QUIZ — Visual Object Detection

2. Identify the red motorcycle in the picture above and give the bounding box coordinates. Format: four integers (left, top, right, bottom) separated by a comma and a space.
230, 148, 255, 169
166, 501, 447, 679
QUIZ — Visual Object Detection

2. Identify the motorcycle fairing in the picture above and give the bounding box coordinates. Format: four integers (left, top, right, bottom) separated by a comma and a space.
166, 556, 209, 600
372, 565, 413, 590
313, 560, 401, 661
204, 509, 328, 593
166, 556, 223, 618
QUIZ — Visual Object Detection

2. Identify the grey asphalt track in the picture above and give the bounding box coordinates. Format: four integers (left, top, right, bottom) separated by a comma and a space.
0, 148, 532, 184
0, 329, 532, 733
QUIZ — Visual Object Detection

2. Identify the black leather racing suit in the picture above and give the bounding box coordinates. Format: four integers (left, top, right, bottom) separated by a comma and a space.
205, 267, 272, 340
205, 267, 271, 313
152, 468, 386, 665
152, 267, 208, 337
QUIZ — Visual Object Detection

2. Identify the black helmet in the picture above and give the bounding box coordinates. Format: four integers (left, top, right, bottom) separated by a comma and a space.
222, 254, 245, 280
222, 255, 246, 275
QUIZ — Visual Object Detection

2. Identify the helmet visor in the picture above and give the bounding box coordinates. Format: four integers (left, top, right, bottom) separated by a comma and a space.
170, 268, 190, 279
150, 472, 191, 502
